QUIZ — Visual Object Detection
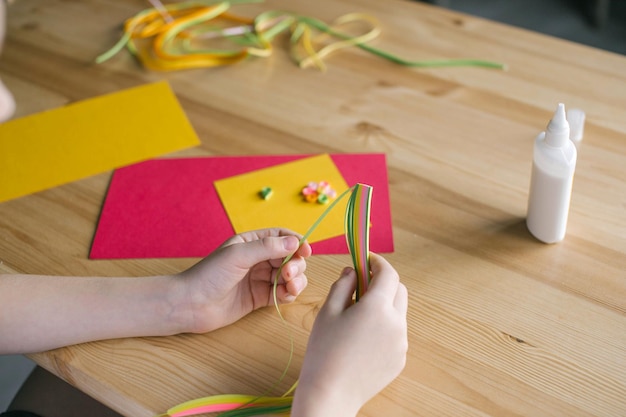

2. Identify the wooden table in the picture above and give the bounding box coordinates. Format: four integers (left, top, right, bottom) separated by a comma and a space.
2, 0, 625, 416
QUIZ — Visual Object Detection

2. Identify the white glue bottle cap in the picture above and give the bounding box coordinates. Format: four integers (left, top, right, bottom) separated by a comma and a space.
545, 103, 569, 147
526, 103, 577, 243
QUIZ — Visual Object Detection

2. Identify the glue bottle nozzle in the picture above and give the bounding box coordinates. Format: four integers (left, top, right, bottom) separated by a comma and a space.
545, 103, 570, 148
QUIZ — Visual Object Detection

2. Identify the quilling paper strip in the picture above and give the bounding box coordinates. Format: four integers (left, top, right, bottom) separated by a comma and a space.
345, 183, 373, 301
160, 394, 292, 417
158, 183, 374, 417
97, 0, 506, 71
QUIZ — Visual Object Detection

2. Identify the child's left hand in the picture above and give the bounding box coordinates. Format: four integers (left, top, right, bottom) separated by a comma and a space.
177, 228, 312, 334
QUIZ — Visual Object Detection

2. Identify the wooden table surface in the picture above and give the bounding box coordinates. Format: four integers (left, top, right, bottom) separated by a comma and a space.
2, 0, 625, 416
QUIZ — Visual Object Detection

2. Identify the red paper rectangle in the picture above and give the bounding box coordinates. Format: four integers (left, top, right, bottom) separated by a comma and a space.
90, 154, 393, 259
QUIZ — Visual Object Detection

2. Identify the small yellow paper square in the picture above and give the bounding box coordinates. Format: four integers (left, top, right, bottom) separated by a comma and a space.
214, 154, 349, 243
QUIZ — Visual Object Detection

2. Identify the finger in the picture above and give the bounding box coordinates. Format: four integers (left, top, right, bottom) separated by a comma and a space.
365, 253, 400, 302
285, 275, 308, 298
320, 267, 357, 316
295, 240, 312, 258
235, 235, 301, 269
271, 267, 308, 303
275, 243, 311, 287
281, 256, 308, 285
246, 228, 304, 243
274, 284, 298, 304
281, 256, 307, 281
218, 228, 303, 249
279, 253, 309, 298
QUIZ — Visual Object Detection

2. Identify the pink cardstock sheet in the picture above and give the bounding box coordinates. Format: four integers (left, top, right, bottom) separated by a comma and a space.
89, 154, 393, 259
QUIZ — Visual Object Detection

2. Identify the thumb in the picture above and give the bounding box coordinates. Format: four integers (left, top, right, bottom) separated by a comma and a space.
320, 267, 357, 316
232, 235, 300, 269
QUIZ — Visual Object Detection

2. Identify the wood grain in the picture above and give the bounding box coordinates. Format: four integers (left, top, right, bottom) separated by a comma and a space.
1, 0, 625, 416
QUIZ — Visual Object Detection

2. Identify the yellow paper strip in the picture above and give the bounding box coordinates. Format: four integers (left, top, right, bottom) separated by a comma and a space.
0, 81, 200, 203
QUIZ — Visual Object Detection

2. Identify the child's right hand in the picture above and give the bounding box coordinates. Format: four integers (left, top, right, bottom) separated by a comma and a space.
292, 253, 408, 417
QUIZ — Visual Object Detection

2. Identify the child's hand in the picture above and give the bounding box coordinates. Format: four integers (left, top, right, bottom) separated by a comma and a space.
292, 253, 408, 417
178, 228, 312, 334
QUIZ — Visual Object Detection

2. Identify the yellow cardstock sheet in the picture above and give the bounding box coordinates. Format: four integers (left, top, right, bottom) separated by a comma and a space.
0, 81, 200, 203
214, 154, 350, 243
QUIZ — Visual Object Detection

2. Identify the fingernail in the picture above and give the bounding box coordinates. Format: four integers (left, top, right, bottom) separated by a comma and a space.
283, 236, 298, 251
284, 264, 295, 278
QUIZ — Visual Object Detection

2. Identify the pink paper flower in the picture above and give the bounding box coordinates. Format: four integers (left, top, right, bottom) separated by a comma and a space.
301, 181, 336, 204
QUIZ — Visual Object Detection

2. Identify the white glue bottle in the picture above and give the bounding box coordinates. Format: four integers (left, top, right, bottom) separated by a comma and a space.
526, 103, 577, 243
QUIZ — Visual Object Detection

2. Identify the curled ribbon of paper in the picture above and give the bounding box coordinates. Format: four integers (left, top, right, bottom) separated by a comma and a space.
97, 0, 506, 71
158, 183, 374, 417
345, 183, 373, 301
159, 394, 293, 417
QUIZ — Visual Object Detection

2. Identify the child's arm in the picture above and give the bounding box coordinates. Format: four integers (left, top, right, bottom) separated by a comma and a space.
292, 253, 408, 417
0, 228, 311, 354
